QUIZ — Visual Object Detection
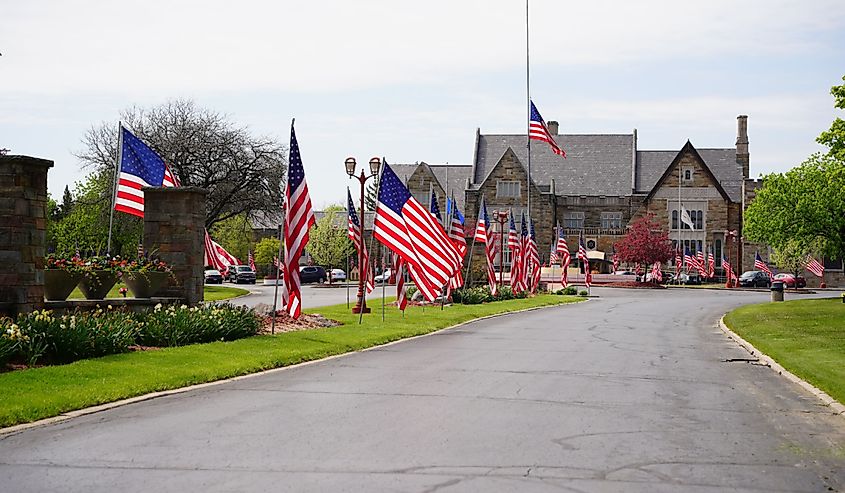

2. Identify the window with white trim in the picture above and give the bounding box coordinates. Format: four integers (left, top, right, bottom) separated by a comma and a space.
601, 212, 622, 229
564, 212, 584, 229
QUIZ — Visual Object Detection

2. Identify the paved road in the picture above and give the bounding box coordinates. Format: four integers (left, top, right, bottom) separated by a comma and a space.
2, 288, 844, 492
229, 282, 389, 310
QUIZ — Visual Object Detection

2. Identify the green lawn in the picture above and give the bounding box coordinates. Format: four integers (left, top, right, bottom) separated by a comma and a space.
0, 294, 583, 428
67, 283, 248, 301
724, 298, 845, 405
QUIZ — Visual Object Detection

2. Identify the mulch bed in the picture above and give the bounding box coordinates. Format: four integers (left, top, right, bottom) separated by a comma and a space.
260, 312, 342, 333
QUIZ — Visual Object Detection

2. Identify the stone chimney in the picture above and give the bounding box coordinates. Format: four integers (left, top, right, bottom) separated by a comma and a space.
736, 115, 749, 179
631, 128, 638, 192
547, 121, 559, 135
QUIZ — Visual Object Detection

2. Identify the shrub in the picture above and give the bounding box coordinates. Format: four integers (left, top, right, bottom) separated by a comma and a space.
405, 286, 418, 299
563, 286, 578, 295
138, 303, 260, 347
578, 290, 589, 296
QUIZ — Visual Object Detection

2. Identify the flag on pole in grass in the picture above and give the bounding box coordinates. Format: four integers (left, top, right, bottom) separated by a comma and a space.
372, 160, 461, 302
473, 197, 498, 296
722, 254, 736, 284
206, 234, 238, 277
696, 247, 708, 278
445, 196, 466, 291
529, 100, 566, 157
675, 247, 682, 274
394, 252, 407, 311
707, 248, 715, 278
651, 261, 663, 282
754, 252, 773, 279
556, 224, 570, 288
248, 250, 256, 272
347, 188, 374, 293
577, 231, 588, 264
528, 219, 541, 292
805, 256, 825, 278
612, 250, 619, 274
429, 189, 443, 222
114, 126, 179, 218
508, 211, 524, 293
283, 122, 316, 319
684, 248, 696, 273
519, 213, 531, 292
584, 259, 592, 289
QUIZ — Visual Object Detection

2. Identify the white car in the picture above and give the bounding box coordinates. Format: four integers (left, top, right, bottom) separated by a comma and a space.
331, 269, 346, 281
373, 269, 393, 283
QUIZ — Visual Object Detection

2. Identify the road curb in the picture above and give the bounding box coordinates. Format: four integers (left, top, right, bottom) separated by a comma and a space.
718, 315, 845, 417
0, 297, 588, 437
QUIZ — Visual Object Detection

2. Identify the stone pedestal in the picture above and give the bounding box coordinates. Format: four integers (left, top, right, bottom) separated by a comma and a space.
142, 187, 208, 305
0, 155, 54, 316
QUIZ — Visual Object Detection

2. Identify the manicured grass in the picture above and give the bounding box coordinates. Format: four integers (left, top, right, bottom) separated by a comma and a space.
0, 295, 583, 428
724, 298, 845, 405
67, 283, 248, 301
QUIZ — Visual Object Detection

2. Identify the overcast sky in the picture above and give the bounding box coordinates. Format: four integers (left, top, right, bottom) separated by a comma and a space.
2, 0, 843, 208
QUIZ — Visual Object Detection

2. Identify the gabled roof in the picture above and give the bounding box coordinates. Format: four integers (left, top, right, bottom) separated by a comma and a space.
474, 133, 635, 196
637, 148, 742, 201
643, 141, 732, 202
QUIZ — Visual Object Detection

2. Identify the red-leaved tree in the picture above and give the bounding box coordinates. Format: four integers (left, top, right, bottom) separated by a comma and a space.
614, 214, 673, 268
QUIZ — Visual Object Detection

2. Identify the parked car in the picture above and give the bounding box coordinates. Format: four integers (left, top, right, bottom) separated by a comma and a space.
667, 272, 701, 285
331, 269, 346, 281
299, 266, 327, 284
374, 268, 393, 283
773, 273, 806, 288
204, 269, 223, 284
738, 270, 771, 288
226, 265, 257, 284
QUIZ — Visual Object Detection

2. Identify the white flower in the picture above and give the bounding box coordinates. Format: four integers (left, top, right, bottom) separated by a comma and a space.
154, 303, 163, 312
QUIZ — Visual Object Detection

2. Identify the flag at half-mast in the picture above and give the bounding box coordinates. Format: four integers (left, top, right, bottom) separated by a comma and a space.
283, 122, 316, 319
114, 126, 179, 217
347, 188, 374, 293
473, 197, 498, 295
529, 100, 566, 157
372, 160, 461, 302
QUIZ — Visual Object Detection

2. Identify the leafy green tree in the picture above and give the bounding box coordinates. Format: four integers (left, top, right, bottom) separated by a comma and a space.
209, 214, 253, 262
306, 210, 354, 283
817, 75, 845, 161
770, 239, 817, 278
744, 153, 845, 261
254, 237, 281, 266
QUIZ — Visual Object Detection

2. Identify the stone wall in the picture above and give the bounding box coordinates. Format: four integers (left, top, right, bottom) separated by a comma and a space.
0, 155, 53, 316
143, 187, 208, 304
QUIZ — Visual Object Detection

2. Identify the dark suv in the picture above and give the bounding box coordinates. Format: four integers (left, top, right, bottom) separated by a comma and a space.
227, 265, 256, 284
738, 270, 771, 288
299, 266, 327, 284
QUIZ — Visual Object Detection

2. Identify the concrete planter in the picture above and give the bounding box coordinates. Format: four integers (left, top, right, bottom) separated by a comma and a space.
43, 270, 82, 301
123, 271, 169, 298
78, 270, 118, 300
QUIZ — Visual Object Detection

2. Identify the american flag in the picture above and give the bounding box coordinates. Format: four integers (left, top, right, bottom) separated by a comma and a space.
204, 230, 238, 276
347, 188, 374, 293
577, 231, 588, 264
707, 248, 715, 278
528, 219, 541, 292
372, 160, 461, 302
612, 251, 619, 274
446, 197, 467, 291
430, 189, 443, 222
529, 100, 566, 158
473, 197, 498, 296
393, 252, 407, 311
805, 256, 825, 278
675, 248, 682, 274
519, 213, 531, 292
248, 250, 256, 272
684, 248, 697, 273
508, 212, 524, 293
695, 247, 708, 277
556, 224, 570, 288
549, 236, 559, 265
754, 252, 772, 278
722, 254, 736, 284
584, 259, 592, 289
651, 261, 663, 282
204, 229, 221, 271
114, 126, 178, 218
283, 123, 316, 319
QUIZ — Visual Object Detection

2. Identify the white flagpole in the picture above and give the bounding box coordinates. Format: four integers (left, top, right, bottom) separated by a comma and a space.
525, 0, 532, 233
106, 121, 124, 255
271, 205, 285, 335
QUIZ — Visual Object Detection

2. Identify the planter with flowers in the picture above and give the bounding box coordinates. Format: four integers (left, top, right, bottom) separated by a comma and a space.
122, 257, 172, 298
78, 256, 124, 299
44, 254, 85, 301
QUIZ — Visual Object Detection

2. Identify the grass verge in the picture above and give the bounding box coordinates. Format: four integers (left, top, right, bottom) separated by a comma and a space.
723, 297, 845, 405
67, 283, 248, 301
0, 294, 583, 428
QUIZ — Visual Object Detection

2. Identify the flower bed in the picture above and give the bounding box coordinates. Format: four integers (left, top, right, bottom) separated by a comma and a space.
0, 303, 261, 368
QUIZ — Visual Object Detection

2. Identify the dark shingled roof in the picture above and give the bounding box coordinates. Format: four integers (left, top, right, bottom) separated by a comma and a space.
475, 134, 635, 196
428, 164, 471, 210
636, 148, 742, 201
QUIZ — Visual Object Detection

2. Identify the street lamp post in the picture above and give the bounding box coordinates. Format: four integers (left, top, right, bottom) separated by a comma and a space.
345, 156, 381, 314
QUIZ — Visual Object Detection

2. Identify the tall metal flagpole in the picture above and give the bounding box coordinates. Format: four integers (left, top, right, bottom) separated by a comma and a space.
361, 157, 386, 325
106, 121, 124, 255
346, 188, 351, 309
271, 118, 294, 335
381, 251, 386, 322
678, 162, 682, 283
525, 0, 531, 228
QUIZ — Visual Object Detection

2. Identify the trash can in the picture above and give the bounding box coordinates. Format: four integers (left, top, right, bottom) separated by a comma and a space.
771, 281, 784, 302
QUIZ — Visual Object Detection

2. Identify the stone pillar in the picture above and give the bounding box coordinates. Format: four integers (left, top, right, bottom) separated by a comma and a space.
142, 187, 208, 304
0, 155, 54, 316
